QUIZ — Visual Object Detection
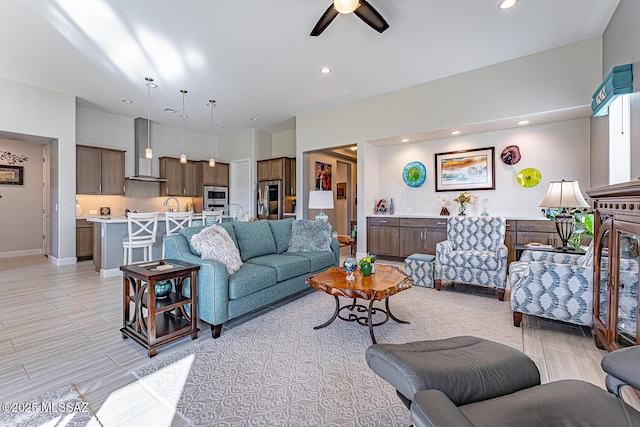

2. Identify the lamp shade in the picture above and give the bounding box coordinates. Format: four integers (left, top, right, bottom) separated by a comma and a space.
539, 180, 589, 208
309, 190, 334, 209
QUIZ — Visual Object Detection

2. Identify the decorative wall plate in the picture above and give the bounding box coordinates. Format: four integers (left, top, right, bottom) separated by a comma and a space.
402, 161, 426, 187
517, 168, 542, 188
501, 145, 521, 165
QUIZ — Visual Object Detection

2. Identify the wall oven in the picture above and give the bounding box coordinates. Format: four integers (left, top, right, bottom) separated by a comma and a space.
204, 186, 228, 211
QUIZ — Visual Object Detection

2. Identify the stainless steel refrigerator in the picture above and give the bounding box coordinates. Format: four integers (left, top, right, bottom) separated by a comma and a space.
257, 180, 283, 219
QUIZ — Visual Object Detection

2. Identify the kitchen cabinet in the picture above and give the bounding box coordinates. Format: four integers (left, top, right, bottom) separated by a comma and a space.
159, 157, 198, 197
367, 217, 400, 256
258, 157, 293, 182
398, 218, 448, 257
76, 219, 93, 261
76, 145, 125, 195
201, 161, 229, 187
587, 181, 640, 352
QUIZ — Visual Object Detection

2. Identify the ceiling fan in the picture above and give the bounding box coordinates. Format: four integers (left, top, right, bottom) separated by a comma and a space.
311, 0, 389, 37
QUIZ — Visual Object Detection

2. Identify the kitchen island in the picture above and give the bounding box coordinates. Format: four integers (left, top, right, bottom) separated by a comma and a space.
87, 215, 206, 278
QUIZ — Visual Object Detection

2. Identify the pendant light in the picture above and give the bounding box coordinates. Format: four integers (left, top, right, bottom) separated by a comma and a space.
207, 99, 216, 167
144, 77, 156, 159
180, 89, 188, 164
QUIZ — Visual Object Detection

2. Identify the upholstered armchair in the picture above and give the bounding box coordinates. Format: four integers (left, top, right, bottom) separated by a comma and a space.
509, 247, 593, 327
434, 217, 508, 300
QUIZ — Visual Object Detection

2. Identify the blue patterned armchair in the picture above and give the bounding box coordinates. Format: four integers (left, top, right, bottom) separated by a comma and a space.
434, 217, 508, 300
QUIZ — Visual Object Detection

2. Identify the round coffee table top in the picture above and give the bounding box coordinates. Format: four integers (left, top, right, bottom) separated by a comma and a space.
307, 264, 413, 301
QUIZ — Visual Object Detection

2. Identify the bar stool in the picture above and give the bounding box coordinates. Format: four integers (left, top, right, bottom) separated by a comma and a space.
202, 210, 223, 226
162, 211, 193, 258
122, 212, 158, 265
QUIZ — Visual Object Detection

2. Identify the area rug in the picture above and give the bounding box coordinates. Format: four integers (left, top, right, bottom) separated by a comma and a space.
133, 286, 522, 426
0, 383, 98, 427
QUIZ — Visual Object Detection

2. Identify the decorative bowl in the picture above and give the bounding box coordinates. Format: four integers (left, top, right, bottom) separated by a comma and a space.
343, 258, 357, 281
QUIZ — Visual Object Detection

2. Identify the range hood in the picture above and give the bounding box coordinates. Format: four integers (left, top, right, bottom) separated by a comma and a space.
126, 117, 167, 182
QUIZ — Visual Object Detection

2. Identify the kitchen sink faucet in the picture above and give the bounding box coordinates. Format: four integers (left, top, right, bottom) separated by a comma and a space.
163, 197, 180, 213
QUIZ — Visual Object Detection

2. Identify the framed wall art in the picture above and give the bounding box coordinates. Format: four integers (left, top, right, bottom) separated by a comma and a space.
315, 161, 332, 190
336, 182, 346, 199
434, 147, 495, 192
0, 165, 24, 185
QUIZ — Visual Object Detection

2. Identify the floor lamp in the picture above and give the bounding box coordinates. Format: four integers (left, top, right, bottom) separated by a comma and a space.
309, 190, 334, 223
539, 180, 589, 250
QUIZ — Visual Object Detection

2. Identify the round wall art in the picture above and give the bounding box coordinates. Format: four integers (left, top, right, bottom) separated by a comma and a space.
516, 168, 542, 188
501, 145, 521, 165
402, 161, 426, 187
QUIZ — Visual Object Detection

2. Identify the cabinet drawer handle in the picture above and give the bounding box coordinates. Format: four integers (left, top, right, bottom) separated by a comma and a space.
379, 220, 387, 223
437, 222, 446, 225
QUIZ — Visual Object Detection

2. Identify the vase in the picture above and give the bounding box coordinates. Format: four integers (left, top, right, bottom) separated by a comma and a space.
155, 280, 173, 299
458, 203, 467, 216
371, 263, 375, 274
440, 206, 450, 216
343, 258, 357, 281
361, 263, 372, 276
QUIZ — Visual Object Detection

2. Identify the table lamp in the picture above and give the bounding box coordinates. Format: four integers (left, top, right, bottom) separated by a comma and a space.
309, 190, 334, 223
539, 180, 589, 250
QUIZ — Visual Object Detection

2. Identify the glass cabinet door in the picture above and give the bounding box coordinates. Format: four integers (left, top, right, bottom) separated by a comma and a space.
615, 227, 640, 347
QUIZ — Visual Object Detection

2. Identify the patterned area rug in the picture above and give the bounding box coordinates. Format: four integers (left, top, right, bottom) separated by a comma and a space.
133, 286, 522, 426
0, 383, 98, 427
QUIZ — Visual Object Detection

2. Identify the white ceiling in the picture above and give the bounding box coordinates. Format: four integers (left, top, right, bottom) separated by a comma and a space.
0, 0, 619, 138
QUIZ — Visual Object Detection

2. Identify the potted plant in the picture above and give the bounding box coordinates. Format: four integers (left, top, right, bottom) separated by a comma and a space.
454, 192, 477, 216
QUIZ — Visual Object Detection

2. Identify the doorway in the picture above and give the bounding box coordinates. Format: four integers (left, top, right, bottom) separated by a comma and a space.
230, 159, 252, 218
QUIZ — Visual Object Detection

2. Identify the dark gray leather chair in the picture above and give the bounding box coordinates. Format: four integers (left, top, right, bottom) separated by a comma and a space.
366, 336, 640, 427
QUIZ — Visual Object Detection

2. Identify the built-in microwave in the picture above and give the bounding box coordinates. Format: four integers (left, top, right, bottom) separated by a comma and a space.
204, 186, 228, 211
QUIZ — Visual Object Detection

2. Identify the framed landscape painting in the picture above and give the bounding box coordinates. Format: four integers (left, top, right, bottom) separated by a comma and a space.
0, 165, 24, 185
434, 147, 495, 192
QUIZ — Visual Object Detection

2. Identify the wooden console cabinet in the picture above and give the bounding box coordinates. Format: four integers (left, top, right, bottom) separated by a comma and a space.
587, 181, 640, 352
367, 216, 551, 263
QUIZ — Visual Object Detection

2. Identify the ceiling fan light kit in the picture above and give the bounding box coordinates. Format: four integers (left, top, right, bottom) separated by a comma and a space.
311, 0, 388, 36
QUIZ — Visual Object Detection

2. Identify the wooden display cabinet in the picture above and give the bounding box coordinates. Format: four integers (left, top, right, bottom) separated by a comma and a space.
588, 181, 640, 352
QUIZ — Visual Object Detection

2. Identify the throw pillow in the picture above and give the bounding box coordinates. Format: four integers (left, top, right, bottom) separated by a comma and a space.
287, 219, 331, 252
580, 240, 595, 268
190, 226, 243, 274
268, 217, 295, 254
233, 220, 277, 261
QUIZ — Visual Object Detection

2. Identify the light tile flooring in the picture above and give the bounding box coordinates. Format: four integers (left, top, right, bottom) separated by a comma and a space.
0, 250, 635, 425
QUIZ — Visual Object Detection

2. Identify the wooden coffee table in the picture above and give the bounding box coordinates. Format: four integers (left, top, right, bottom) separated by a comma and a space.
307, 264, 413, 344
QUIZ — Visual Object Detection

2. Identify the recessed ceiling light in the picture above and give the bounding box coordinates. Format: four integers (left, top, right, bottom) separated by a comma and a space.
121, 99, 133, 104
320, 67, 332, 74
401, 138, 410, 143
164, 108, 177, 114
251, 118, 260, 122
516, 120, 530, 125
349, 146, 357, 151
222, 126, 230, 130
498, 0, 517, 10
450, 130, 461, 135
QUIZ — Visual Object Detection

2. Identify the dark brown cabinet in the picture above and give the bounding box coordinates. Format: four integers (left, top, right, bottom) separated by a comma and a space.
257, 157, 293, 182
159, 157, 198, 197
76, 145, 125, 195
588, 181, 640, 352
76, 219, 93, 261
398, 218, 448, 257
367, 217, 400, 256
515, 220, 560, 247
201, 161, 229, 187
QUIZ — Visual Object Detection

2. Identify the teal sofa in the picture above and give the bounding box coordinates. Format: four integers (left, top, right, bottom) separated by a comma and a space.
164, 218, 340, 338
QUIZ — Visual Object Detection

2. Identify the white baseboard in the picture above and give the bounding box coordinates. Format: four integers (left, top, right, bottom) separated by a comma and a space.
0, 249, 43, 259
48, 255, 77, 266
100, 268, 122, 278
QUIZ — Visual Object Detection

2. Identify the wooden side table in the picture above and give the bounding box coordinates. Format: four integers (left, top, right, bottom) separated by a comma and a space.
120, 259, 200, 357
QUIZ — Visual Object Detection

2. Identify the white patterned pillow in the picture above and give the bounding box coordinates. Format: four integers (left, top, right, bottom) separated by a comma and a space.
580, 240, 595, 268
287, 220, 331, 252
190, 226, 243, 274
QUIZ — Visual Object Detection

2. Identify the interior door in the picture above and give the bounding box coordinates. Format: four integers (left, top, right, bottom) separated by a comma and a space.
42, 144, 50, 256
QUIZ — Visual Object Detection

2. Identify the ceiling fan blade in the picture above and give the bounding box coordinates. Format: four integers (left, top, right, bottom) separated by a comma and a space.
353, 0, 389, 33
310, 4, 340, 36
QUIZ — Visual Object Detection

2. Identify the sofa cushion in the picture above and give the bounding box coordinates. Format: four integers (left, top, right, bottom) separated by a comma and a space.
440, 250, 501, 271
228, 263, 278, 300
233, 220, 277, 261
268, 217, 295, 254
179, 226, 207, 256
246, 254, 309, 282
282, 251, 335, 272
287, 219, 331, 252
190, 226, 243, 274
217, 222, 239, 248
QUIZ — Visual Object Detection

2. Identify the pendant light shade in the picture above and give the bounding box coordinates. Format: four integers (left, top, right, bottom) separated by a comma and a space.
180, 89, 188, 164
208, 99, 216, 168
144, 77, 156, 159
